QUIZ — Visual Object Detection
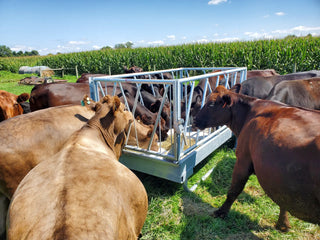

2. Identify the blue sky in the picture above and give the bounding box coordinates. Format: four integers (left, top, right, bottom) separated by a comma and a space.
1, 0, 319, 55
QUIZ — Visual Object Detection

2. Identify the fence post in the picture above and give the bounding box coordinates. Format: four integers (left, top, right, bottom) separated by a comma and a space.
75, 65, 78, 79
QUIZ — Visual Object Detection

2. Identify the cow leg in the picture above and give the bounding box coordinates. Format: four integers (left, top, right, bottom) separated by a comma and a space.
275, 207, 291, 232
213, 160, 253, 218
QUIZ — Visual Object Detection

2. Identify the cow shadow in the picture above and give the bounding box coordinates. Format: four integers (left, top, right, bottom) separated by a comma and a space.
179, 193, 268, 240
178, 147, 273, 239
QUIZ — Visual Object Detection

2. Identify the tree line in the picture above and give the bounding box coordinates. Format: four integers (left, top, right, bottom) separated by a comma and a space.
0, 45, 39, 57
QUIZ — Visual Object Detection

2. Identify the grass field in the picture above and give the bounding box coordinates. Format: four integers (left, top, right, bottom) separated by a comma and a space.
0, 71, 319, 239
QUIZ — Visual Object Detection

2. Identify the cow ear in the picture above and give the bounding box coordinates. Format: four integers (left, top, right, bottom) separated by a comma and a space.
94, 102, 102, 112
101, 95, 112, 104
222, 94, 232, 107
113, 96, 121, 112
17, 93, 30, 102
230, 84, 241, 93
81, 94, 95, 108
147, 129, 153, 137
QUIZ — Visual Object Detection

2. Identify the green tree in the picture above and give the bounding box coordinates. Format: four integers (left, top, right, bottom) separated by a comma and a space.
101, 46, 112, 50
0, 45, 13, 57
30, 50, 39, 56
114, 41, 133, 49
125, 41, 133, 48
114, 43, 126, 49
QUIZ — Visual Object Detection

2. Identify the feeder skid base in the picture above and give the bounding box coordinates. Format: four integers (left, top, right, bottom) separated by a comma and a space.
119, 126, 232, 185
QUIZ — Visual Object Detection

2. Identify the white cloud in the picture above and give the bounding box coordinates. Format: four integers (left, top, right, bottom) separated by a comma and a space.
272, 25, 320, 36
92, 45, 101, 50
244, 31, 273, 39
213, 37, 240, 42
10, 45, 34, 52
167, 35, 176, 40
263, 14, 270, 18
68, 41, 88, 45
195, 38, 209, 44
275, 12, 285, 16
147, 40, 164, 45
208, 0, 227, 5
291, 26, 320, 32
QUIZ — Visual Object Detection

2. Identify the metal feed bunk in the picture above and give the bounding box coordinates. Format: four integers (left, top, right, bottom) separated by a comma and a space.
89, 67, 247, 191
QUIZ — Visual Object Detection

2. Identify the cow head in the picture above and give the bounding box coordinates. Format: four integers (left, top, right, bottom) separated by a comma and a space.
88, 95, 134, 158
0, 91, 30, 122
150, 100, 172, 128
128, 120, 159, 151
193, 85, 241, 130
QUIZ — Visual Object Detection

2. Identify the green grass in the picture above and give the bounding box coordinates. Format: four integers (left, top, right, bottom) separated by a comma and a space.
0, 71, 77, 95
0, 71, 319, 239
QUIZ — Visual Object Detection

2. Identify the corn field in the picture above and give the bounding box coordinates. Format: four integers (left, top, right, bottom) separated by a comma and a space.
0, 36, 319, 75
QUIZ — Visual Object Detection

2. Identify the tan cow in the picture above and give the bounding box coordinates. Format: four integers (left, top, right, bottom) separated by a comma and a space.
7, 95, 148, 240
0, 98, 157, 238
0, 98, 157, 199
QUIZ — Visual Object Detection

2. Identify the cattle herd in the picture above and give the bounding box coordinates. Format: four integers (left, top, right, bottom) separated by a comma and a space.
0, 66, 319, 238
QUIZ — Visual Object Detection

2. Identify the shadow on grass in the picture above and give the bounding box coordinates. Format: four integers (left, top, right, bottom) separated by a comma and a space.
133, 141, 272, 239
134, 171, 182, 197
179, 190, 274, 240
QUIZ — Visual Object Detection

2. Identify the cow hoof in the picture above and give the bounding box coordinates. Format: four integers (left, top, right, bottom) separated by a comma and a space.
275, 223, 290, 232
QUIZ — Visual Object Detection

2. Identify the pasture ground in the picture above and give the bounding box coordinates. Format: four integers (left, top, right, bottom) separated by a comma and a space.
0, 71, 319, 240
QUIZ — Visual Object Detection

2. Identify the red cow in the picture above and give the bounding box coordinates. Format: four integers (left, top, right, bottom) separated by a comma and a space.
0, 90, 29, 121
194, 85, 320, 232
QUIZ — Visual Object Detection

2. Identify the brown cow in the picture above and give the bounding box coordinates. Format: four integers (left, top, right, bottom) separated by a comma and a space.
76, 73, 107, 83
29, 82, 91, 111
0, 90, 29, 121
266, 78, 320, 110
193, 85, 320, 232
181, 69, 279, 119
8, 96, 148, 239
239, 70, 320, 99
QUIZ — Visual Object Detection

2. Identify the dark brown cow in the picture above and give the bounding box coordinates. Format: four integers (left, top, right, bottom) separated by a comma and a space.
246, 69, 279, 78
0, 90, 29, 121
266, 78, 320, 110
76, 73, 107, 83
8, 96, 148, 239
121, 92, 169, 141
194, 85, 320, 232
240, 70, 320, 99
29, 82, 137, 111
29, 82, 90, 111
181, 69, 279, 119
